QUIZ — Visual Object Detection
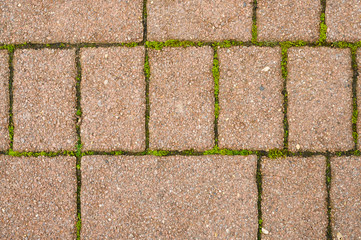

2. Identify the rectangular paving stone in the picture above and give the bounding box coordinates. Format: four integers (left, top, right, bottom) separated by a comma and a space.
287, 47, 353, 152
0, 0, 143, 44
331, 156, 361, 239
257, 0, 320, 41
149, 47, 214, 151
13, 49, 77, 152
147, 0, 253, 41
0, 156, 77, 239
326, 0, 361, 42
218, 46, 284, 150
261, 156, 327, 239
0, 51, 9, 150
81, 155, 258, 239
80, 47, 145, 152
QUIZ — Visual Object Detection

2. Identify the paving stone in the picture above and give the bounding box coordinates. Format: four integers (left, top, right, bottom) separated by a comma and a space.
0, 156, 77, 239
257, 0, 321, 41
218, 46, 284, 150
326, 0, 361, 42
147, 0, 253, 41
287, 47, 353, 152
0, 51, 9, 150
0, 0, 143, 44
80, 47, 145, 152
262, 156, 327, 239
149, 47, 214, 151
81, 155, 258, 239
331, 156, 361, 239
13, 49, 77, 152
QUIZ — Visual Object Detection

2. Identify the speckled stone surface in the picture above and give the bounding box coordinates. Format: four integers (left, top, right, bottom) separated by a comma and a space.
0, 156, 77, 239
0, 0, 143, 44
257, 0, 321, 41
326, 0, 361, 42
331, 156, 361, 239
80, 47, 145, 152
261, 156, 327, 239
287, 47, 353, 152
149, 47, 214, 151
147, 0, 253, 41
0, 51, 9, 151
218, 46, 284, 150
81, 155, 258, 239
13, 49, 77, 152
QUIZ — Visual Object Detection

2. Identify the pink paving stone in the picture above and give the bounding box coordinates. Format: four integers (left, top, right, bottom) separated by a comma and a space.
0, 156, 77, 239
147, 0, 253, 42
80, 47, 145, 152
81, 155, 258, 239
0, 0, 143, 44
13, 49, 77, 152
257, 0, 321, 41
218, 46, 284, 150
326, 0, 361, 42
287, 47, 353, 152
0, 51, 9, 150
262, 156, 328, 239
149, 47, 214, 151
331, 156, 361, 239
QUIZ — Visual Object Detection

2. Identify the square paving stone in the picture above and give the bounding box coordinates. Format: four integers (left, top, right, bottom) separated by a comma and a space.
218, 46, 284, 150
331, 156, 361, 239
257, 0, 321, 41
147, 0, 253, 41
81, 155, 258, 239
0, 0, 143, 44
326, 0, 361, 42
13, 49, 77, 152
0, 156, 77, 239
80, 47, 145, 152
261, 156, 327, 239
0, 51, 9, 150
149, 47, 214, 151
287, 47, 353, 152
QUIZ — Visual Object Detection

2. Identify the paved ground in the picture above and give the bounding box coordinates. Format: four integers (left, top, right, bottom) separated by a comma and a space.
0, 0, 361, 239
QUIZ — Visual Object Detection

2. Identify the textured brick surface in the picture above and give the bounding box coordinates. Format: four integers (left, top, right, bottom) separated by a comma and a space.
257, 0, 321, 41
80, 47, 145, 152
262, 156, 327, 239
331, 156, 361, 239
326, 0, 361, 42
81, 155, 258, 239
0, 156, 77, 239
0, 51, 9, 150
218, 46, 284, 150
0, 0, 143, 44
149, 47, 214, 151
147, 0, 253, 41
287, 47, 353, 152
13, 49, 77, 152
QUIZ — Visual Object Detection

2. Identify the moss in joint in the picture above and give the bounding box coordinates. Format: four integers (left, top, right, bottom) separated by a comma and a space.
203, 146, 254, 156
319, 13, 327, 45
146, 40, 205, 50
267, 149, 288, 159
147, 150, 170, 156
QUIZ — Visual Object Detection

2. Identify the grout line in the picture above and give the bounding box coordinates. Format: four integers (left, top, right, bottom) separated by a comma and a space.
252, 0, 258, 43
325, 154, 333, 239
256, 155, 263, 240
143, 0, 150, 151
319, 0, 327, 45
7, 48, 15, 152
351, 48, 359, 150
212, 46, 220, 148
281, 45, 289, 150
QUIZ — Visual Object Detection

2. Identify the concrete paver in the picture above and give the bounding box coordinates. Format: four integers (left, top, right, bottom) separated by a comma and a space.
81, 155, 258, 239
0, 51, 9, 151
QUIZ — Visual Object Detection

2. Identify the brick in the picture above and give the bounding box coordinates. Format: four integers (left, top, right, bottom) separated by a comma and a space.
0, 51, 9, 150
218, 46, 284, 150
147, 0, 253, 41
331, 156, 361, 239
0, 156, 77, 239
80, 47, 145, 152
149, 47, 214, 151
257, 0, 321, 41
261, 156, 327, 239
0, 0, 143, 44
13, 49, 77, 152
287, 47, 353, 152
81, 155, 258, 239
326, 0, 361, 42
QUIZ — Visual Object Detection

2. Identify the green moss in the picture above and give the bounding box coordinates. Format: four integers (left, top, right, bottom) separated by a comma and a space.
319, 13, 327, 45
212, 48, 220, 122
147, 150, 169, 156
76, 213, 81, 240
146, 40, 204, 50
203, 146, 254, 155
213, 40, 243, 48
267, 149, 287, 159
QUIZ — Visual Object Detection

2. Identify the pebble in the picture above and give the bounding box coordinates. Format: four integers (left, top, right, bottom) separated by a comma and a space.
296, 144, 301, 150
336, 232, 343, 240
262, 228, 269, 235
262, 66, 271, 72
